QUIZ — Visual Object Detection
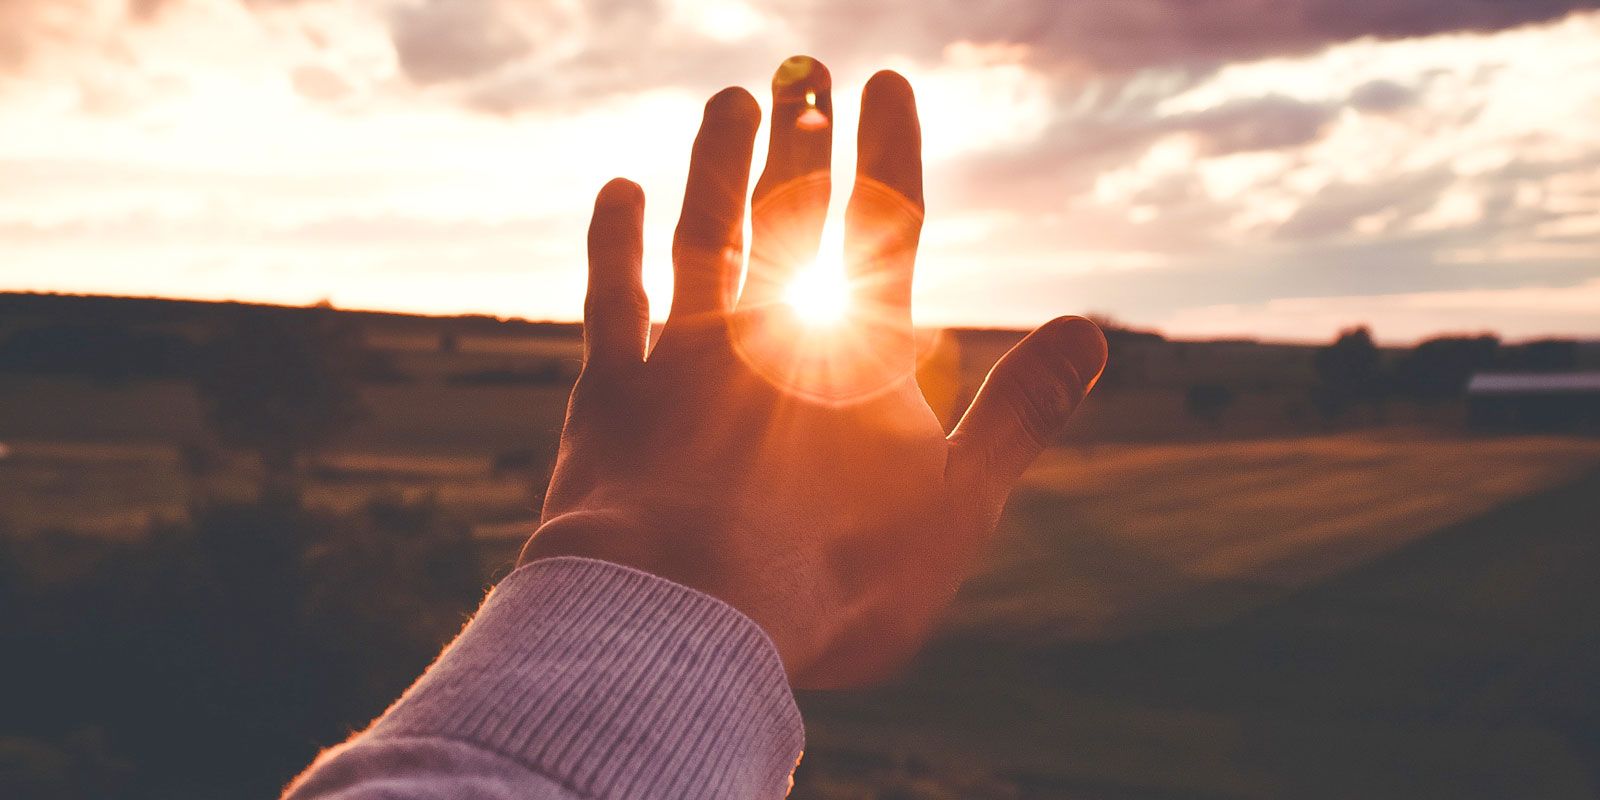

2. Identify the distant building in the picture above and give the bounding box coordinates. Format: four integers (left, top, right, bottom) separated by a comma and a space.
1466, 372, 1600, 431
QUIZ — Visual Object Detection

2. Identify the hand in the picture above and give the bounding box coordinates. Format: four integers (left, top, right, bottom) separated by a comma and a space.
520, 56, 1107, 689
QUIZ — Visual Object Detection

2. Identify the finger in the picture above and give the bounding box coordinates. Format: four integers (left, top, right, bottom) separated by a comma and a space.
947, 316, 1107, 498
670, 86, 761, 322
583, 178, 649, 368
742, 55, 832, 310
846, 70, 923, 337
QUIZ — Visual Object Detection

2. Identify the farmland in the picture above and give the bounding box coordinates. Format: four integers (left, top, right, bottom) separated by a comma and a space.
6, 419, 1597, 797
3, 293, 1599, 798
799, 437, 1600, 798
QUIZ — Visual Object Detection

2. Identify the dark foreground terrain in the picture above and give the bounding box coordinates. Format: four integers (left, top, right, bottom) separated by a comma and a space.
3, 293, 1598, 798
798, 465, 1600, 798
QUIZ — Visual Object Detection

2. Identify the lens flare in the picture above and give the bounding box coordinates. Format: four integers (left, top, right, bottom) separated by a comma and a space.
784, 257, 851, 325
797, 88, 829, 130
733, 176, 925, 405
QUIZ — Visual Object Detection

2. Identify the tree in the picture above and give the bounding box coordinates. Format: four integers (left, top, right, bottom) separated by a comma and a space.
1312, 326, 1382, 420
192, 306, 368, 487
1391, 335, 1499, 401
1082, 313, 1164, 390
1498, 338, 1577, 372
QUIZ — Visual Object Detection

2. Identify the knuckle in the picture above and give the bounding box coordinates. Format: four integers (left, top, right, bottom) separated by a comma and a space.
1003, 365, 1073, 450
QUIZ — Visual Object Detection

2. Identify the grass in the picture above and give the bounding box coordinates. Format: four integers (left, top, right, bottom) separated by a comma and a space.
0, 373, 573, 539
796, 446, 1600, 799
5, 367, 1600, 797
950, 434, 1600, 642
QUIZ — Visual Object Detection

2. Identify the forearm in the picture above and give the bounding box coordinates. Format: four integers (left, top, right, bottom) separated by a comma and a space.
283, 557, 804, 800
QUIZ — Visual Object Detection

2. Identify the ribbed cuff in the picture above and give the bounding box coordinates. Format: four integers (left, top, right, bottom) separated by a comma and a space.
368, 557, 804, 800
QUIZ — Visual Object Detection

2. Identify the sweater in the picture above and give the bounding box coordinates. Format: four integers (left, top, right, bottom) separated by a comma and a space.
282, 557, 806, 799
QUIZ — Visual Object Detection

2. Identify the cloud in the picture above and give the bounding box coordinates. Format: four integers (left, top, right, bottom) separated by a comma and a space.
371, 0, 1600, 112
8, 0, 1594, 110
804, 0, 1600, 75
1156, 276, 1600, 342
388, 0, 537, 85
1185, 94, 1338, 156
382, 0, 783, 112
0, 0, 79, 74
940, 86, 1337, 221
1349, 79, 1419, 113
290, 64, 352, 100
1275, 169, 1456, 241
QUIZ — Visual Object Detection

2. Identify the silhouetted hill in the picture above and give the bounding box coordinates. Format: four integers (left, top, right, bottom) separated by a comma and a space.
0, 292, 584, 340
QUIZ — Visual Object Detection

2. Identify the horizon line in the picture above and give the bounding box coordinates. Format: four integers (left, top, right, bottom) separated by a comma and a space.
2, 288, 1592, 350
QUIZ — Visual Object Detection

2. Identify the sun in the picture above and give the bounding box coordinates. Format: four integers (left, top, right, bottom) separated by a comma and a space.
784, 255, 851, 325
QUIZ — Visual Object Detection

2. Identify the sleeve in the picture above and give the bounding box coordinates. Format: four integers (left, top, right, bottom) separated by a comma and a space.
282, 557, 806, 800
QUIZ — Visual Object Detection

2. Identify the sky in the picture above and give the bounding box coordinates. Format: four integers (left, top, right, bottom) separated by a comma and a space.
2, 0, 1598, 342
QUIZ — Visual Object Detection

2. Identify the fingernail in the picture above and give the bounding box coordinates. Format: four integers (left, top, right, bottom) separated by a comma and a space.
774, 55, 829, 95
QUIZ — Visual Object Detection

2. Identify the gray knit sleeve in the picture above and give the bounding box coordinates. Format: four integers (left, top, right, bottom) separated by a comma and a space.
282, 557, 805, 800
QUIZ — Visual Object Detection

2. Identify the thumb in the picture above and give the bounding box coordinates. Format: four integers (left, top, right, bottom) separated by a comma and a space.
947, 316, 1107, 498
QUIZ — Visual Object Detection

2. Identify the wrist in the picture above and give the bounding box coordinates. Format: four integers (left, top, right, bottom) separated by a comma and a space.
520, 509, 809, 677
518, 509, 653, 569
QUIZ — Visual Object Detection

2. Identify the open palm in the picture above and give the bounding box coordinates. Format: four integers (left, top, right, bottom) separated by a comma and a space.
522, 57, 1106, 688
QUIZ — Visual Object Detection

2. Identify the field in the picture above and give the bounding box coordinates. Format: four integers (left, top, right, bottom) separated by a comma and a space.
4, 295, 1600, 798
6, 408, 1599, 797
799, 437, 1600, 798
